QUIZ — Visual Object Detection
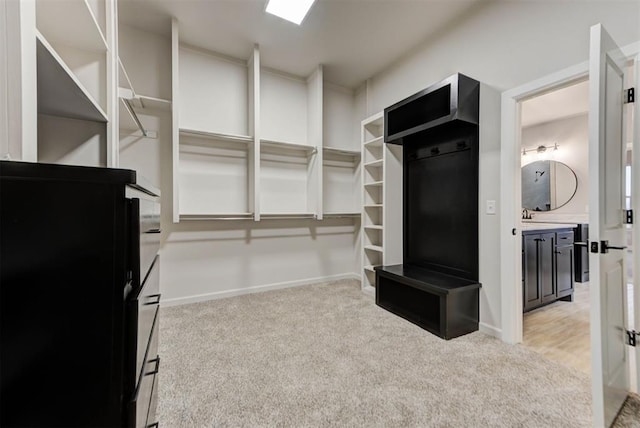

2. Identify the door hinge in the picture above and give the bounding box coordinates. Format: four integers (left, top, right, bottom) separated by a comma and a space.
626, 87, 635, 103
627, 330, 639, 347
625, 209, 633, 224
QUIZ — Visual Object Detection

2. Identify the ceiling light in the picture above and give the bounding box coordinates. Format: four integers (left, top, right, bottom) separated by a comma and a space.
266, 0, 316, 25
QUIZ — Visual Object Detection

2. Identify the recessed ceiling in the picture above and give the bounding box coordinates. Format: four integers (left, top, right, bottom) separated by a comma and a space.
118, 0, 486, 89
521, 80, 589, 128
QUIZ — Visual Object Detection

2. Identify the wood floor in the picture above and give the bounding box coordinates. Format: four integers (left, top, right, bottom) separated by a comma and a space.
523, 281, 635, 376
523, 282, 592, 374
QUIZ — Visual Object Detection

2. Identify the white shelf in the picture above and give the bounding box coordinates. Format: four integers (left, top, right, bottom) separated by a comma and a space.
365, 225, 383, 230
181, 128, 253, 144
36, 0, 108, 53
261, 213, 316, 219
323, 147, 361, 157
364, 181, 384, 187
364, 245, 383, 253
364, 159, 383, 168
364, 204, 383, 208
363, 136, 384, 147
323, 212, 360, 217
364, 265, 377, 273
132, 95, 172, 112
261, 139, 316, 154
180, 213, 254, 221
36, 33, 107, 122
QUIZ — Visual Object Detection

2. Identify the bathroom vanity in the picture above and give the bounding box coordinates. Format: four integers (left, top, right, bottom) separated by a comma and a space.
522, 224, 576, 312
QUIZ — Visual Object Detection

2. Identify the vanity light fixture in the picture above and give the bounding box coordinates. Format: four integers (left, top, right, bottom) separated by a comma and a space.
265, 0, 316, 25
521, 143, 559, 156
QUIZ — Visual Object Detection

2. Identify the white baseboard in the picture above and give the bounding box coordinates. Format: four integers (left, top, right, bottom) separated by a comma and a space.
479, 322, 502, 339
161, 272, 361, 307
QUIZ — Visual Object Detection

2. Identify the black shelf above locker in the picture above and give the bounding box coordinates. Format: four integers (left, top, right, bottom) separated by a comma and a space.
384, 73, 479, 145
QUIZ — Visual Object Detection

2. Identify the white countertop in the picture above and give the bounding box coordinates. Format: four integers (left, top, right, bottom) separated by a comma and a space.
522, 222, 578, 231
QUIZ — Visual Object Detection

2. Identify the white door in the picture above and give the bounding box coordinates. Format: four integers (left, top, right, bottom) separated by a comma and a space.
588, 23, 635, 427
633, 53, 640, 398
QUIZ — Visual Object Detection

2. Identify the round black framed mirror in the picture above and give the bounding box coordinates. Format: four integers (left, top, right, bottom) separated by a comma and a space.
521, 160, 577, 211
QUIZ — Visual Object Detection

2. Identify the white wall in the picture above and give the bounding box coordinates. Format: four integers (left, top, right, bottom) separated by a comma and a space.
369, 1, 640, 114
366, 0, 639, 335
118, 25, 360, 305
521, 114, 589, 219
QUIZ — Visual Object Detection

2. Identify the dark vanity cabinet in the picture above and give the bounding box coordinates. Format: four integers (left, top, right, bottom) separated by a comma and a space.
376, 73, 482, 339
0, 161, 161, 427
523, 232, 554, 310
522, 227, 574, 312
574, 224, 589, 282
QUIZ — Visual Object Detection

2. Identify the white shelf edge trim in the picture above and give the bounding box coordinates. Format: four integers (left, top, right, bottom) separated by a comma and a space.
364, 181, 384, 187
364, 245, 383, 252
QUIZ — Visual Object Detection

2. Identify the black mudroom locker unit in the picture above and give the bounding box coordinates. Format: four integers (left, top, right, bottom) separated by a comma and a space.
375, 73, 482, 340
0, 161, 161, 427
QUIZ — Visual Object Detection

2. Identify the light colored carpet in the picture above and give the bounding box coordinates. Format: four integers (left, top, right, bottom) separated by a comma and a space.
613, 393, 640, 428
157, 279, 604, 427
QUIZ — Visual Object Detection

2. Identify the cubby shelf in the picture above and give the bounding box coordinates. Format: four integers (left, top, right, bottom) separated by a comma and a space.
363, 136, 384, 147
364, 159, 383, 168
365, 225, 383, 230
360, 112, 402, 293
36, 33, 107, 122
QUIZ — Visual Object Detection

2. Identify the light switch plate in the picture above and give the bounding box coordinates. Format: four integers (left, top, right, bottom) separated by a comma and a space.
486, 200, 496, 215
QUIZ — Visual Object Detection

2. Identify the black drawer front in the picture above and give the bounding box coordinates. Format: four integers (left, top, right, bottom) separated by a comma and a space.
135, 257, 160, 381
129, 196, 160, 286
556, 231, 574, 245
128, 318, 160, 428
139, 197, 161, 284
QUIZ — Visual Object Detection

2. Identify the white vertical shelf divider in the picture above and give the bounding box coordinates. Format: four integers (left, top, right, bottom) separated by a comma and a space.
171, 18, 180, 223
384, 140, 403, 267
106, 0, 118, 167
248, 45, 260, 221
307, 65, 323, 220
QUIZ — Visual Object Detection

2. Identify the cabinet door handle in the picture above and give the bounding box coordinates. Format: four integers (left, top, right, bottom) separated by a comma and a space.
144, 293, 161, 306
146, 356, 160, 375
535, 238, 546, 242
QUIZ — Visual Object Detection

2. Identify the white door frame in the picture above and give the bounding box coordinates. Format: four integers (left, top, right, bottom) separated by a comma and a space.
500, 62, 588, 344
499, 40, 640, 345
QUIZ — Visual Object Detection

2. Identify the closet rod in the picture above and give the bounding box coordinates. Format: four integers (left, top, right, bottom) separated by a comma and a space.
122, 98, 148, 137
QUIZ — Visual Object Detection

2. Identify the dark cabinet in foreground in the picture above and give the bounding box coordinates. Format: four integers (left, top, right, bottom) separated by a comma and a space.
0, 161, 161, 427
522, 227, 574, 312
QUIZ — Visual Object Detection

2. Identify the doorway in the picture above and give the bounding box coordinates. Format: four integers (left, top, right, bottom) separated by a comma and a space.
518, 79, 592, 374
